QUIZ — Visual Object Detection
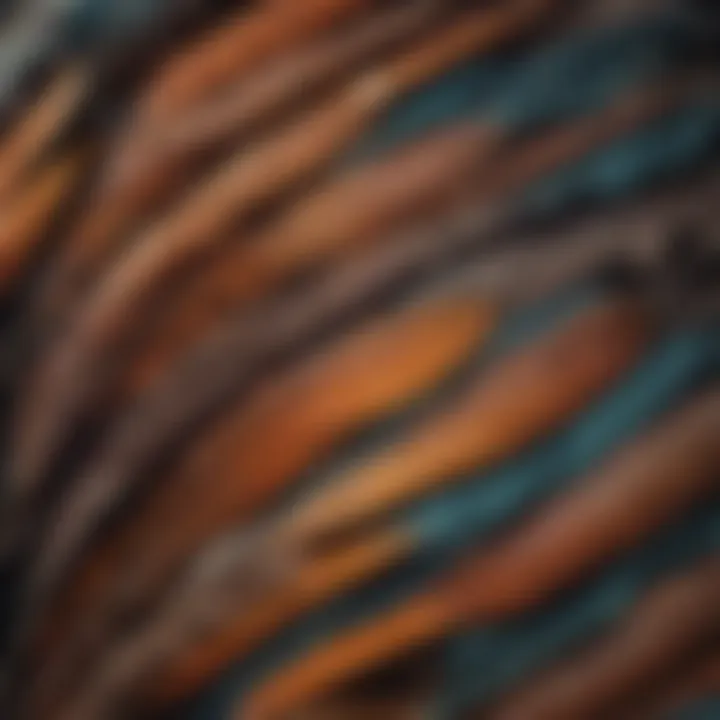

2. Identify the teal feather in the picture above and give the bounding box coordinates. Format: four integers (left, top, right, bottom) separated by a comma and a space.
352, 12, 700, 162
521, 101, 720, 216
484, 13, 693, 130
62, 0, 198, 50
348, 57, 511, 162
433, 504, 720, 719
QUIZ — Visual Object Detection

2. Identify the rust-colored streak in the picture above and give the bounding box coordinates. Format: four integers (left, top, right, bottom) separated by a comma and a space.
0, 66, 87, 205
133, 0, 375, 131
134, 0, 553, 131
285, 299, 650, 545
144, 529, 413, 710
242, 594, 452, 720
448, 395, 720, 621
0, 152, 85, 292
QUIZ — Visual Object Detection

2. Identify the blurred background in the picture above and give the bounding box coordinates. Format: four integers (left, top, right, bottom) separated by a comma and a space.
0, 0, 718, 718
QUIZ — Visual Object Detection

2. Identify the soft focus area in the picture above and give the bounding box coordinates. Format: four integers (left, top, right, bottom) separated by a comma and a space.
0, 1, 718, 718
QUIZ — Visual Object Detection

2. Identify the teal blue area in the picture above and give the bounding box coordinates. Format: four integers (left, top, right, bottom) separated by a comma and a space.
476, 280, 604, 361
674, 697, 720, 719
520, 101, 720, 216
485, 14, 691, 131
348, 57, 512, 162
62, 0, 185, 49
433, 504, 720, 719
352, 12, 699, 162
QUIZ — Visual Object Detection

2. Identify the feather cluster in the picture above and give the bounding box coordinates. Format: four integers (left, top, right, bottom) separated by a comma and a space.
0, 1, 718, 719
